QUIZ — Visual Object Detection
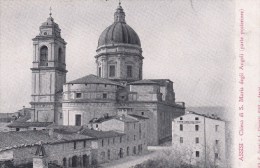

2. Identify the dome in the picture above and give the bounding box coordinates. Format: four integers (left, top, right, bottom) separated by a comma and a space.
97, 4, 141, 48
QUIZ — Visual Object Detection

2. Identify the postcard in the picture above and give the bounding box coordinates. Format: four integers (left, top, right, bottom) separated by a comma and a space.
0, 0, 259, 168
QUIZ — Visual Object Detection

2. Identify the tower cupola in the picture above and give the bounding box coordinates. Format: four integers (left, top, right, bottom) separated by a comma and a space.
114, 3, 126, 23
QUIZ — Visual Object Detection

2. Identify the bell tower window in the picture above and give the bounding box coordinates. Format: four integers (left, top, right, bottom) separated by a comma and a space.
58, 48, 62, 63
109, 65, 116, 77
98, 67, 101, 77
127, 65, 132, 78
40, 46, 48, 66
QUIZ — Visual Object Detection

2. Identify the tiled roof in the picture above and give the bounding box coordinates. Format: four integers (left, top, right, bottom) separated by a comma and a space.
80, 128, 125, 139
149, 79, 173, 86
177, 111, 224, 121
7, 122, 53, 128
15, 114, 31, 122
90, 115, 138, 123
67, 74, 123, 86
89, 116, 116, 123
128, 114, 149, 120
46, 124, 83, 133
0, 130, 56, 151
114, 116, 138, 123
0, 130, 94, 152
128, 79, 158, 85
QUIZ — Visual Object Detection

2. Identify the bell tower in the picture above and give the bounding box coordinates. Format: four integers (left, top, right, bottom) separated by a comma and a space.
30, 11, 67, 123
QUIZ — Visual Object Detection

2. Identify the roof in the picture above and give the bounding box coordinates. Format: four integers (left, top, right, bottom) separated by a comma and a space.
90, 115, 138, 123
176, 111, 224, 121
46, 124, 83, 133
0, 129, 94, 152
128, 79, 159, 85
15, 114, 31, 122
149, 79, 173, 86
67, 74, 123, 86
98, 5, 141, 48
7, 122, 53, 128
128, 114, 149, 120
80, 128, 125, 139
47, 125, 124, 139
89, 115, 116, 123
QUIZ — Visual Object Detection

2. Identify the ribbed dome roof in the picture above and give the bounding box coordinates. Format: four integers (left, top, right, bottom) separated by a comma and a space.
97, 4, 141, 48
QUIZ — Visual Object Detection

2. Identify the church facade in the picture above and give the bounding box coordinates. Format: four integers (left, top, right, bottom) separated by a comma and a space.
30, 4, 185, 145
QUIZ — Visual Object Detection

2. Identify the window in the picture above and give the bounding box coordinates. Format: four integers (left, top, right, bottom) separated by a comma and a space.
113, 138, 115, 144
33, 128, 36, 130
134, 135, 136, 141
215, 125, 219, 132
134, 123, 136, 129
96, 124, 98, 128
127, 65, 132, 77
196, 151, 200, 157
141, 112, 144, 115
83, 141, 86, 148
133, 146, 136, 154
74, 142, 77, 149
195, 117, 199, 120
108, 138, 110, 145
98, 67, 101, 77
58, 48, 62, 63
180, 124, 183, 131
196, 137, 199, 143
75, 115, 81, 126
16, 128, 20, 131
109, 65, 115, 77
60, 113, 63, 119
76, 93, 82, 98
215, 153, 219, 159
180, 137, 183, 143
216, 140, 219, 145
120, 137, 122, 143
107, 149, 111, 160
127, 147, 130, 156
180, 117, 183, 120
103, 93, 107, 99
40, 46, 48, 66
101, 139, 104, 147
195, 125, 199, 131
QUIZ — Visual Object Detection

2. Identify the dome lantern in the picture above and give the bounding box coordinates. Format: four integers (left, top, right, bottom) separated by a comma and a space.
114, 3, 126, 23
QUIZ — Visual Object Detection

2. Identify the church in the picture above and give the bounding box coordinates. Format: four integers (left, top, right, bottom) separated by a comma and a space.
29, 3, 185, 145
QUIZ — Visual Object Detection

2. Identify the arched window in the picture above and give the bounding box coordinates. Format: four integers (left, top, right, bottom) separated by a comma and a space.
72, 156, 77, 167
58, 48, 62, 63
40, 46, 48, 66
63, 158, 66, 167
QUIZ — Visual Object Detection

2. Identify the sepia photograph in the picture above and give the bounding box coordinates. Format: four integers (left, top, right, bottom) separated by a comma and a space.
0, 0, 259, 167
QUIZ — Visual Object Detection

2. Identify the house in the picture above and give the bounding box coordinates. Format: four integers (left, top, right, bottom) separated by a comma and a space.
172, 111, 226, 168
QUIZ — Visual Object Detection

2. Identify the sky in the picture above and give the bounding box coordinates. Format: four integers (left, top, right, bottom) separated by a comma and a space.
0, 0, 236, 114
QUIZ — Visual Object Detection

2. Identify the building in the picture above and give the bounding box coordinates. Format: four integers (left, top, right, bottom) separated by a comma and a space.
88, 112, 148, 163
0, 122, 147, 167
7, 122, 52, 132
22, 3, 185, 145
0, 129, 94, 167
30, 11, 67, 124
60, 3, 185, 145
172, 112, 226, 168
